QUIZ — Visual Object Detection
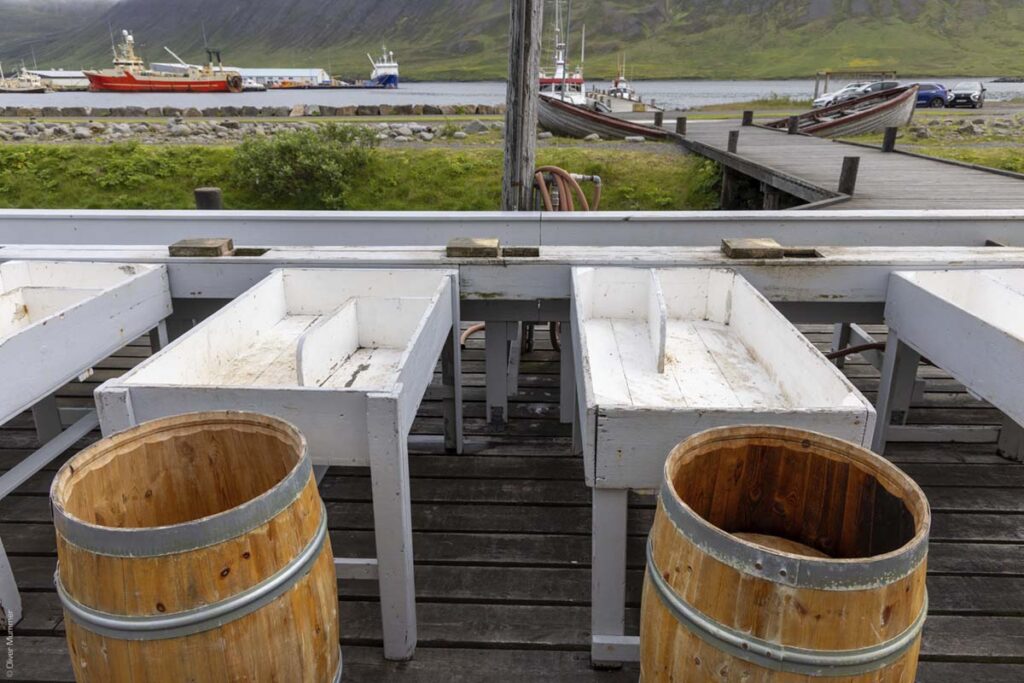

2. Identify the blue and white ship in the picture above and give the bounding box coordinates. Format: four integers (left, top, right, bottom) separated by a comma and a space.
367, 48, 399, 88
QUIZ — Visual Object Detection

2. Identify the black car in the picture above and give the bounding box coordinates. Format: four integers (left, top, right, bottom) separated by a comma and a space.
948, 81, 987, 108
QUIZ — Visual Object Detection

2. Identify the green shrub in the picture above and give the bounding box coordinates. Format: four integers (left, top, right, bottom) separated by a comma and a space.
231, 124, 378, 209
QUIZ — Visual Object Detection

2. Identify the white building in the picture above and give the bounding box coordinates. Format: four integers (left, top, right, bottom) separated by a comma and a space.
150, 63, 331, 87
25, 69, 90, 91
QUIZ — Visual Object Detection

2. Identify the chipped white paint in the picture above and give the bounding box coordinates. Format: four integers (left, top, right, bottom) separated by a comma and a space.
97, 267, 461, 662
572, 266, 876, 665
875, 269, 1024, 452
0, 260, 171, 630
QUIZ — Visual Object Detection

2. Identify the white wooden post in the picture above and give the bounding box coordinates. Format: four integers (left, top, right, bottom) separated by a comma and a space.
367, 393, 417, 660
95, 384, 137, 436
998, 416, 1024, 463
591, 488, 629, 666
507, 322, 523, 397
872, 335, 921, 453
486, 322, 510, 424
149, 320, 169, 352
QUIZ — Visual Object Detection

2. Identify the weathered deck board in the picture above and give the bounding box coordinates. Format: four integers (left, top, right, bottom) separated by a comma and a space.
0, 326, 1021, 681
682, 118, 1024, 210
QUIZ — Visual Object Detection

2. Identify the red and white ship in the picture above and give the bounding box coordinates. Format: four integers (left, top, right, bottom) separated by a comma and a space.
538, 1, 586, 106
85, 30, 242, 93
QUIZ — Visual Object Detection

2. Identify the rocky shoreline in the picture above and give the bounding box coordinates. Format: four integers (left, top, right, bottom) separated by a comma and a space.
0, 103, 506, 119
0, 117, 515, 144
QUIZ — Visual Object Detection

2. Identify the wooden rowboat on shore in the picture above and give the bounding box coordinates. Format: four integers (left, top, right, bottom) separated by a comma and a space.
537, 94, 671, 140
765, 84, 919, 138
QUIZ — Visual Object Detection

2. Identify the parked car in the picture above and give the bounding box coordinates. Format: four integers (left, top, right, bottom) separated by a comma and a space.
948, 81, 987, 108
914, 83, 951, 108
813, 82, 868, 108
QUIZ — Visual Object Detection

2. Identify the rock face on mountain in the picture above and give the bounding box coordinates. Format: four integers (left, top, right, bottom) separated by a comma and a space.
0, 1, 1019, 79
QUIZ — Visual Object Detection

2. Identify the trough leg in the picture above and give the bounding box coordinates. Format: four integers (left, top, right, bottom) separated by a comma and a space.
591, 488, 630, 667
485, 322, 510, 424
507, 322, 523, 397
872, 335, 921, 453
441, 326, 464, 454
149, 320, 169, 353
367, 395, 417, 660
830, 323, 852, 368
31, 393, 62, 443
560, 322, 576, 426
0, 536, 20, 630
997, 415, 1024, 463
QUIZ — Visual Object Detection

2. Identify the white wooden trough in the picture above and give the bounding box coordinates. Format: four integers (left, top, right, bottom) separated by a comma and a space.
570, 266, 875, 664
96, 267, 462, 661
875, 269, 1024, 458
0, 260, 171, 627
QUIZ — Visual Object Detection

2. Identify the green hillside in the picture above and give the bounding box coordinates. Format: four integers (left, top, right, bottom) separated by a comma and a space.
0, 0, 1022, 79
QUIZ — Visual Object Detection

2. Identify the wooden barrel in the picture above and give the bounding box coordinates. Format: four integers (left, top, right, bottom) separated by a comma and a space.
51, 412, 340, 682
640, 426, 930, 682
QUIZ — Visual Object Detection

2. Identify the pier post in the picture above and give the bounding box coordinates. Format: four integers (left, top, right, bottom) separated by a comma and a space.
502, 0, 543, 211
882, 127, 898, 153
193, 187, 223, 210
675, 117, 687, 136
838, 156, 861, 196
720, 168, 741, 210
727, 130, 740, 153
654, 111, 664, 128
787, 116, 800, 135
742, 110, 754, 126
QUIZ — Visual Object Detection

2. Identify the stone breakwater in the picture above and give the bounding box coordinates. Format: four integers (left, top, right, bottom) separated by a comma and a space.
0, 103, 506, 119
0, 117, 508, 144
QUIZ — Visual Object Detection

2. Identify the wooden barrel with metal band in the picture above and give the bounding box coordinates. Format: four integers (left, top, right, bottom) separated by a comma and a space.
51, 412, 340, 683
640, 425, 930, 682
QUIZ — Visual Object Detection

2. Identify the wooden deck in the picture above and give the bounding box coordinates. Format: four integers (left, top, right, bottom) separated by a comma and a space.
681, 118, 1024, 210
2, 325, 1023, 681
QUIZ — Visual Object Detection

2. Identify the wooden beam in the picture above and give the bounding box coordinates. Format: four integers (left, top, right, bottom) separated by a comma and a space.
502, 0, 544, 211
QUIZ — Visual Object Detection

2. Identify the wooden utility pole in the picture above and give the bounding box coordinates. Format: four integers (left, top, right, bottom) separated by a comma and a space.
502, 0, 544, 211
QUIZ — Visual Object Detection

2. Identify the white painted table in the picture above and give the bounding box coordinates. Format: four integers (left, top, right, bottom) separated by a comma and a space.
570, 266, 876, 664
96, 268, 462, 661
0, 260, 172, 627
874, 269, 1024, 459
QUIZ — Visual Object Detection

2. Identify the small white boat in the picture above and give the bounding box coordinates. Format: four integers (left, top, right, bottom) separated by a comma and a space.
587, 55, 661, 113
0, 64, 48, 94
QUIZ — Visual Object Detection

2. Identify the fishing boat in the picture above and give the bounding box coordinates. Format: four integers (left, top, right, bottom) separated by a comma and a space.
0, 64, 48, 94
538, 0, 586, 105
586, 55, 660, 113
537, 95, 671, 140
764, 84, 918, 138
84, 30, 243, 93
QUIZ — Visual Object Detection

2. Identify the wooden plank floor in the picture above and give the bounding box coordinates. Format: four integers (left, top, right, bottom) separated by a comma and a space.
1, 325, 1023, 681
683, 119, 1024, 210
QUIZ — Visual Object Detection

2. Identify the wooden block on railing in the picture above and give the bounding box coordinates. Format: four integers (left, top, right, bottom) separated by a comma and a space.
446, 237, 500, 258
169, 238, 234, 258
721, 237, 785, 260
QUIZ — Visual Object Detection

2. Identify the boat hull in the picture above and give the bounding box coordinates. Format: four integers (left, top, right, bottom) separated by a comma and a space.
767, 86, 918, 138
538, 96, 670, 140
84, 70, 240, 93
0, 86, 47, 94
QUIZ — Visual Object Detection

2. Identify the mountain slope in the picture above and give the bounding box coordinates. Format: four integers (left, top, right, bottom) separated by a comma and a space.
0, 0, 1021, 79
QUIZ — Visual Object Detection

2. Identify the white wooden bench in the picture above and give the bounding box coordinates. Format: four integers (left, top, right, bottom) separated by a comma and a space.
95, 267, 463, 661
0, 261, 172, 627
570, 266, 876, 664
874, 269, 1024, 459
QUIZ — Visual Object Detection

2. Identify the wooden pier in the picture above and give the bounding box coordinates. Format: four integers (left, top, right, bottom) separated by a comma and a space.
2, 324, 1022, 681
679, 118, 1024, 210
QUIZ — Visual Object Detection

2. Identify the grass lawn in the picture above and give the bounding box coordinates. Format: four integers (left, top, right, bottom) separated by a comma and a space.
0, 142, 720, 211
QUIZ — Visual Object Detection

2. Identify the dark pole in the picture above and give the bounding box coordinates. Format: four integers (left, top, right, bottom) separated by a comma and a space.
838, 156, 860, 196
675, 116, 687, 135
653, 111, 664, 128
787, 116, 800, 135
727, 130, 740, 153
194, 187, 223, 210
741, 110, 754, 126
502, 0, 544, 211
882, 126, 898, 153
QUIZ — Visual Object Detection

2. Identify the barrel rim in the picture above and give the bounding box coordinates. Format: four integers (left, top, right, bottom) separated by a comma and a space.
660, 425, 931, 590
50, 411, 311, 557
